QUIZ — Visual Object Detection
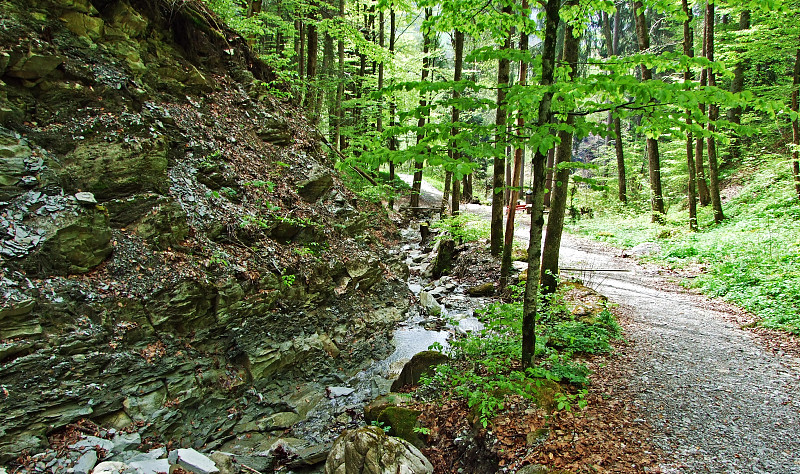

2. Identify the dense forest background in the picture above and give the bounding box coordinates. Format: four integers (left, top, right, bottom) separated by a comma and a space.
202, 0, 800, 335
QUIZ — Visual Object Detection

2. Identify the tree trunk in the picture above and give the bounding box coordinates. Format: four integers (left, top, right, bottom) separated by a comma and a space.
500, 0, 529, 289
544, 144, 555, 207
540, 12, 579, 295
522, 0, 560, 369
451, 29, 465, 215
603, 10, 626, 204
388, 9, 397, 210
491, 5, 514, 257
726, 10, 750, 161
695, 35, 711, 206
683, 0, 698, 231
334, 0, 345, 151
633, 0, 665, 223
305, 16, 319, 118
462, 174, 473, 204
411, 8, 432, 209
792, 35, 800, 199
705, 1, 725, 224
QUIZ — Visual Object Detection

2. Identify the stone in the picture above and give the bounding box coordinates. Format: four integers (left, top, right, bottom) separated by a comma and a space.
427, 239, 455, 278
73, 450, 98, 474
107, 1, 149, 38
324, 426, 433, 474
167, 448, 219, 474
111, 432, 140, 453
91, 461, 129, 474
72, 436, 115, 454
296, 164, 333, 202
259, 412, 301, 431
60, 139, 168, 201
128, 200, 188, 250
6, 53, 63, 80
418, 291, 442, 316
390, 351, 449, 392
377, 406, 425, 448
0, 299, 40, 339
60, 11, 105, 39
74, 191, 98, 205
127, 458, 170, 474
286, 443, 331, 469
23, 208, 112, 276
466, 282, 495, 297
327, 386, 355, 398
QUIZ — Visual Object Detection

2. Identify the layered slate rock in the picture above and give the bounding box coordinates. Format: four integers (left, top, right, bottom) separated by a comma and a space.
324, 426, 433, 474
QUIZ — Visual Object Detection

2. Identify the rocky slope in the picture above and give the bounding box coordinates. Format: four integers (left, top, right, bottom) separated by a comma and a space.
0, 0, 409, 464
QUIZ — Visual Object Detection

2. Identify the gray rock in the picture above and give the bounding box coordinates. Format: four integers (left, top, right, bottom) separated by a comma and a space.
72, 436, 114, 454
127, 458, 170, 474
74, 450, 98, 474
324, 426, 432, 474
74, 192, 98, 206
111, 432, 141, 453
167, 448, 219, 474
91, 461, 129, 474
296, 164, 332, 202
326, 386, 355, 398
418, 291, 442, 316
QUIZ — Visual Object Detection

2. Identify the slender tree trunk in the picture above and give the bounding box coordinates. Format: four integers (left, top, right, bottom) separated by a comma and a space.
411, 8, 433, 209
696, 38, 711, 206
323, 32, 335, 137
491, 5, 514, 257
522, 0, 559, 369
726, 10, 750, 161
540, 12, 579, 295
388, 10, 397, 209
462, 174, 472, 204
603, 10, 626, 203
683, 0, 698, 231
451, 29, 465, 215
501, 0, 529, 289
544, 145, 555, 207
612, 8, 621, 57
791, 35, 800, 199
305, 15, 319, 118
633, 0, 665, 223
334, 0, 345, 151
705, 1, 724, 223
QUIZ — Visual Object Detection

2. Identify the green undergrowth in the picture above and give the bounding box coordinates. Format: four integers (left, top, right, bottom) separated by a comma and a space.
567, 152, 800, 334
420, 284, 622, 428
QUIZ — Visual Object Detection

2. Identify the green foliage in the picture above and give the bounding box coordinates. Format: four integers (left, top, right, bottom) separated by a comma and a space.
370, 420, 391, 433
281, 273, 296, 287
430, 212, 490, 243
421, 288, 621, 427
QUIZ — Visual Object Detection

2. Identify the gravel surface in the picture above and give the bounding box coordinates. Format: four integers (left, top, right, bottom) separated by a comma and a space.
558, 235, 800, 473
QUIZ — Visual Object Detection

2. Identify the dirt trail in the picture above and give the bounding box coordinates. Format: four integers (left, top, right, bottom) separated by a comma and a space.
402, 180, 800, 471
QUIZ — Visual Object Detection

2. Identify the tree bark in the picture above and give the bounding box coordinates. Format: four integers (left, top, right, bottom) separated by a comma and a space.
705, 1, 725, 223
522, 0, 560, 369
451, 29, 465, 215
491, 4, 514, 257
411, 8, 433, 209
792, 35, 800, 199
544, 144, 555, 207
695, 33, 711, 206
683, 0, 698, 231
726, 10, 750, 161
388, 9, 397, 210
633, 0, 665, 223
500, 0, 529, 289
334, 0, 345, 151
540, 13, 579, 295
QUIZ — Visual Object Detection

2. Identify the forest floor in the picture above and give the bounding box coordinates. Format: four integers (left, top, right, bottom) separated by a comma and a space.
403, 180, 800, 472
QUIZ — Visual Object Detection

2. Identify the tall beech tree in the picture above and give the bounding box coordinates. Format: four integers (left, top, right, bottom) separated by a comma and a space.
491, 1, 514, 257
411, 7, 433, 209
522, 0, 560, 369
540, 12, 580, 295
705, 0, 725, 223
683, 0, 698, 231
632, 0, 665, 223
793, 35, 800, 199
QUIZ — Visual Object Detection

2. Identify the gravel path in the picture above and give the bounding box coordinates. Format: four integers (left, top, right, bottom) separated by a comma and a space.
400, 182, 800, 472
558, 235, 800, 473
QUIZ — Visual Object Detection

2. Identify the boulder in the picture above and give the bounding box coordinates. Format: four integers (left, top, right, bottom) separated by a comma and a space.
73, 450, 98, 474
296, 164, 333, 202
466, 282, 495, 297
127, 458, 170, 474
390, 351, 449, 392
324, 426, 433, 474
418, 291, 442, 316
376, 406, 425, 448
427, 238, 455, 278
168, 448, 220, 474
6, 53, 63, 80
91, 461, 129, 474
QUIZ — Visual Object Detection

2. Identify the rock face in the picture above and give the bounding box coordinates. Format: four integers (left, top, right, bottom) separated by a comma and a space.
324, 426, 433, 474
0, 0, 409, 463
